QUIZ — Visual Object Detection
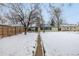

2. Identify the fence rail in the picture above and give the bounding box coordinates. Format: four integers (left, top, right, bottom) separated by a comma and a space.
0, 25, 25, 38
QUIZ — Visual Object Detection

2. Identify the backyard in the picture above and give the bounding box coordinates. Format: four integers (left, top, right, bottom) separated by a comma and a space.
41, 32, 79, 56
0, 32, 79, 56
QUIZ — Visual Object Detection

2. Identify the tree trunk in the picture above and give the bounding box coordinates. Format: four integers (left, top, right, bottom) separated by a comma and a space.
56, 16, 60, 31
24, 28, 26, 35
24, 24, 27, 35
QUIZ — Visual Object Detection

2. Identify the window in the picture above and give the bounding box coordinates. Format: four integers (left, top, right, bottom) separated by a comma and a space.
74, 27, 76, 29
67, 27, 69, 29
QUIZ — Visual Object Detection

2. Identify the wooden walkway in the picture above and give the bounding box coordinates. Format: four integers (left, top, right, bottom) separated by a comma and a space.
34, 34, 45, 56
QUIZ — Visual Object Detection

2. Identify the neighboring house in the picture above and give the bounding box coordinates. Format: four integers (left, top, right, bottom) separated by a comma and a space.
41, 24, 52, 30
28, 24, 52, 31
60, 24, 79, 31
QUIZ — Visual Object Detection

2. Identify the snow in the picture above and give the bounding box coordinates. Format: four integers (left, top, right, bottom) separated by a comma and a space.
1, 31, 79, 56
41, 32, 79, 56
0, 32, 37, 56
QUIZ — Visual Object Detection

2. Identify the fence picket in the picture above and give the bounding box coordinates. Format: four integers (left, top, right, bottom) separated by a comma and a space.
0, 25, 25, 38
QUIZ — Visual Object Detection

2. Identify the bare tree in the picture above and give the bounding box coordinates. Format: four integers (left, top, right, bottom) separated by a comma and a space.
53, 7, 62, 31
0, 15, 7, 24
0, 3, 29, 34
0, 3, 44, 34
49, 4, 63, 31
4, 11, 18, 24
1, 3, 44, 34
26, 3, 44, 33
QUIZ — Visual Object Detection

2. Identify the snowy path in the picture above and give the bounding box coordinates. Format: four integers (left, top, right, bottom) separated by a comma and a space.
41, 32, 79, 56
0, 32, 37, 56
35, 34, 45, 56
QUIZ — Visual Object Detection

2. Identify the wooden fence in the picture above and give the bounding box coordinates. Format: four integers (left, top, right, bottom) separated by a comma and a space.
0, 25, 25, 38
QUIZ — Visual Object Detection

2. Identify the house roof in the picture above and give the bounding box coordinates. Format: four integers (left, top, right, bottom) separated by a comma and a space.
60, 24, 78, 26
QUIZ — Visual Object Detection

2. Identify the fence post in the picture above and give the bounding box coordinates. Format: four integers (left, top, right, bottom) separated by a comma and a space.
19, 26, 20, 33
1, 26, 3, 37
12, 26, 13, 35
20, 26, 22, 33
7, 26, 8, 36
15, 26, 16, 35
1, 26, 3, 38
8, 26, 10, 36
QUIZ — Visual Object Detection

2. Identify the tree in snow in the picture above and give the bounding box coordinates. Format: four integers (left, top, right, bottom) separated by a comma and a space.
0, 3, 28, 34
0, 3, 44, 34
27, 3, 44, 32
49, 4, 63, 31
50, 18, 55, 27
0, 15, 7, 24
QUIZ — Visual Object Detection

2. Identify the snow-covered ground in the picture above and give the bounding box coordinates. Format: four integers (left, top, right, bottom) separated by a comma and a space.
0, 32, 37, 56
41, 32, 79, 56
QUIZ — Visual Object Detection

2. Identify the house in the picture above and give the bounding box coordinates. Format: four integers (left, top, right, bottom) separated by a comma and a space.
28, 24, 52, 32
60, 24, 79, 31
41, 24, 52, 30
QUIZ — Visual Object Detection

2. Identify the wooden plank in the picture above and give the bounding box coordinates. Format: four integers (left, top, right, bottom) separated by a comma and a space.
35, 34, 45, 56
